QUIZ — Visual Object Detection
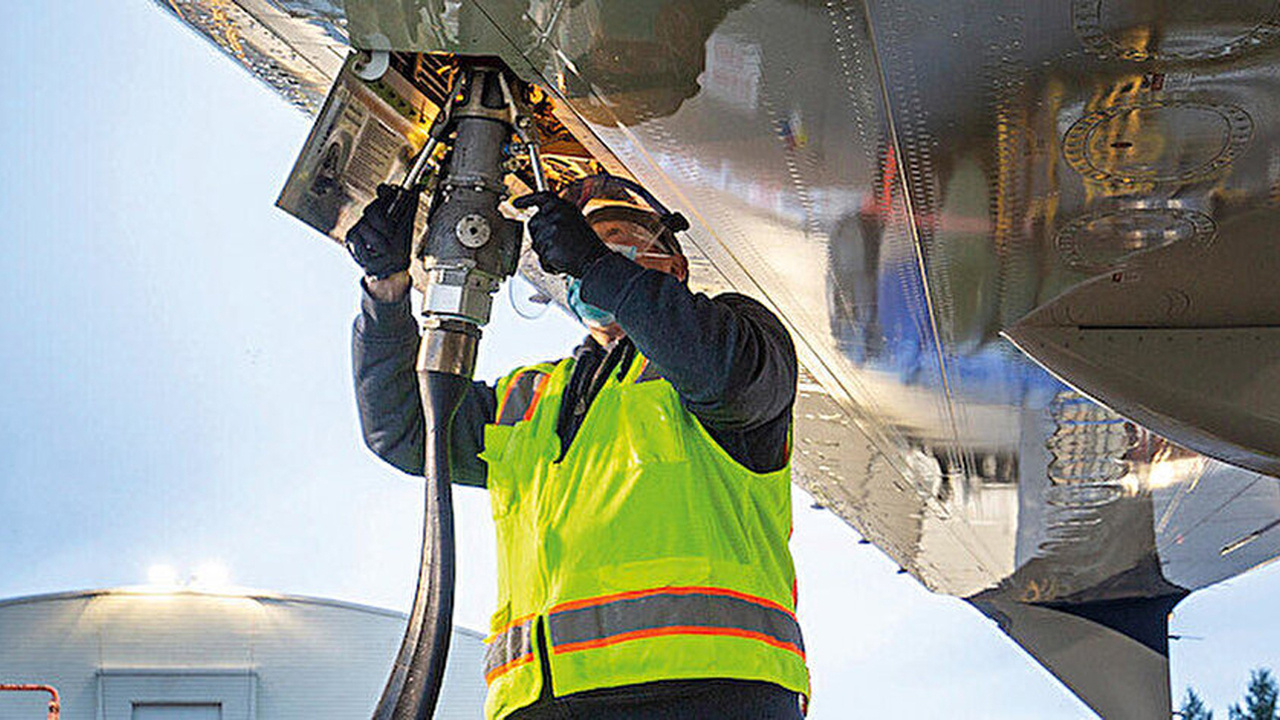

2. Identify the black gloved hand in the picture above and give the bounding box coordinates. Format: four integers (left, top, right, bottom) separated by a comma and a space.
346, 184, 420, 279
512, 192, 610, 278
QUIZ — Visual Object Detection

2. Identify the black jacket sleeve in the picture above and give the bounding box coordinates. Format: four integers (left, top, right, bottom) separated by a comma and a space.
351, 281, 494, 486
579, 253, 798, 434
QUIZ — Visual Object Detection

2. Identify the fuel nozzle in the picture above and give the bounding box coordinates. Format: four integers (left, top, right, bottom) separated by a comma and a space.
372, 58, 546, 720
414, 61, 538, 378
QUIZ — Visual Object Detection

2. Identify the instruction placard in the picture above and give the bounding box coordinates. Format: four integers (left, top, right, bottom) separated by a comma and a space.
277, 54, 436, 244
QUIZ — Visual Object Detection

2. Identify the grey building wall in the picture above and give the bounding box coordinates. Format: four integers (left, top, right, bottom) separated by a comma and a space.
0, 588, 485, 719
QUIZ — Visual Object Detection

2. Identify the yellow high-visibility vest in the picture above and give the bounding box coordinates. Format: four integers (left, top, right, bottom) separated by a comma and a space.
479, 352, 809, 720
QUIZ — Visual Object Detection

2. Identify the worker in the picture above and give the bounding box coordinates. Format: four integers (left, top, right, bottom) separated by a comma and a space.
347, 176, 809, 719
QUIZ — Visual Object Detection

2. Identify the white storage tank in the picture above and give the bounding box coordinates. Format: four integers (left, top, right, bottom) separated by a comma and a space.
0, 588, 486, 719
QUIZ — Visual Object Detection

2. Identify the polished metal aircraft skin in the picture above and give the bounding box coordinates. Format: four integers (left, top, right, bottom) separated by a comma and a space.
155, 1, 1280, 718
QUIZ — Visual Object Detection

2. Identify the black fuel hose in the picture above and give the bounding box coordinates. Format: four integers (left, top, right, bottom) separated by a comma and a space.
373, 370, 471, 720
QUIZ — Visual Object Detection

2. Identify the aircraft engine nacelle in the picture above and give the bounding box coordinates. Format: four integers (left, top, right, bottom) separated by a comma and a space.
1006, 208, 1280, 478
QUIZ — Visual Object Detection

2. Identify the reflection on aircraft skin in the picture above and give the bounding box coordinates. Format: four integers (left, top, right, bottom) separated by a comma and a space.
827, 147, 1066, 408
157, 0, 1280, 717
554, 1, 752, 126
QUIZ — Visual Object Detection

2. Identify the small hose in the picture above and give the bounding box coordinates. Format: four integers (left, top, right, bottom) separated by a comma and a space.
373, 370, 471, 720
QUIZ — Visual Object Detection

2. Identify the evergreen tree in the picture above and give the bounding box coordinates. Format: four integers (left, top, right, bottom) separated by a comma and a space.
1228, 669, 1278, 720
1182, 688, 1214, 720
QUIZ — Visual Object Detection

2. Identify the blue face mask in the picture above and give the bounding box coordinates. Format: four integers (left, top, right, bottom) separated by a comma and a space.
565, 244, 635, 329
567, 278, 617, 328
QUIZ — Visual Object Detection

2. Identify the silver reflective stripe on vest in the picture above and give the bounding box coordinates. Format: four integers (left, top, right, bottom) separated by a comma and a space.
497, 370, 548, 426
484, 618, 534, 683
547, 588, 805, 657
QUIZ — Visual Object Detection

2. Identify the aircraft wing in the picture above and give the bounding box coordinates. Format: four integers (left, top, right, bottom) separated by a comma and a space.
154, 1, 1280, 718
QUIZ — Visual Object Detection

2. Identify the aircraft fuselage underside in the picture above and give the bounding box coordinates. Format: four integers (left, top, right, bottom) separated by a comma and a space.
155, 1, 1280, 717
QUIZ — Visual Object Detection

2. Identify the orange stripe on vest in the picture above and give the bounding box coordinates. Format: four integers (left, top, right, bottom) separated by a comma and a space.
484, 652, 535, 684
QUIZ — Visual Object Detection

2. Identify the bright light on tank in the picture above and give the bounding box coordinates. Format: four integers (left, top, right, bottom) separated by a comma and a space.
190, 561, 232, 589
147, 564, 180, 586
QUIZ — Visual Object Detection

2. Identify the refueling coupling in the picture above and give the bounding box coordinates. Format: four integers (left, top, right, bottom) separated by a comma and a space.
416, 62, 531, 379
371, 59, 543, 720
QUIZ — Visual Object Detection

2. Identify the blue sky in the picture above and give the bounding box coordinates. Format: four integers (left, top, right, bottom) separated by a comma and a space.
1, 3, 1277, 718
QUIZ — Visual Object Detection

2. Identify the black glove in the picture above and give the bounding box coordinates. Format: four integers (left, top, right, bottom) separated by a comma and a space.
346, 184, 420, 279
512, 192, 610, 278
